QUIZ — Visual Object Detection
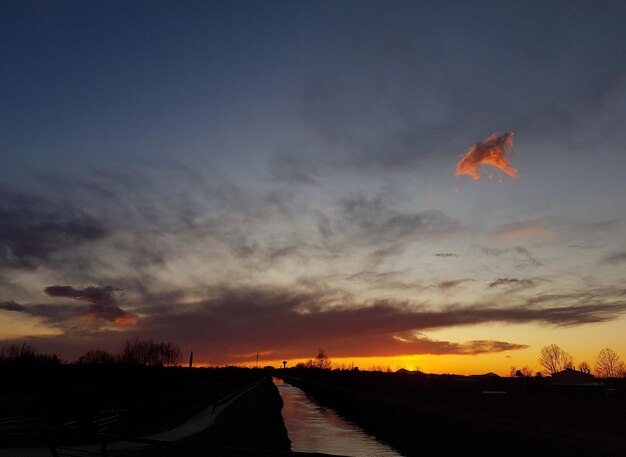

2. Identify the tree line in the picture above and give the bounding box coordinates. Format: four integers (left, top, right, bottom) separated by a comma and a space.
0, 338, 182, 367
294, 348, 332, 369
511, 344, 625, 378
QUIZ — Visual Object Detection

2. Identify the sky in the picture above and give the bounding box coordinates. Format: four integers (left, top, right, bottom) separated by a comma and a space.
1, 0, 626, 375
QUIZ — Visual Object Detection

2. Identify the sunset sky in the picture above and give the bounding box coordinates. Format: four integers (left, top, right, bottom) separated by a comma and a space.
1, 1, 626, 375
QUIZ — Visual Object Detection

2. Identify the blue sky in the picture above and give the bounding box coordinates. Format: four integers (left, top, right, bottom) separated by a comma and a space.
1, 1, 626, 371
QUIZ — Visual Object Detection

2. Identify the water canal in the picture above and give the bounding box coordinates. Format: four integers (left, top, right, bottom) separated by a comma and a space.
273, 377, 403, 457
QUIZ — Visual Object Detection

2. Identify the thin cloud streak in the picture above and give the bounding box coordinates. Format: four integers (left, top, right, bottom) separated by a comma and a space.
601, 252, 626, 265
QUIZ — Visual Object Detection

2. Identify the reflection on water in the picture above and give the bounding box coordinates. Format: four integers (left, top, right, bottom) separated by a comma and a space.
273, 377, 403, 457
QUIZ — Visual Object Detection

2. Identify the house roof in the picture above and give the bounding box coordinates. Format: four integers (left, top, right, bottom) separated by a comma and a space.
551, 368, 597, 385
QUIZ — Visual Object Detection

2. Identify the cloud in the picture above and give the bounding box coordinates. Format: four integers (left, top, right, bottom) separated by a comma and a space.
340, 196, 459, 244
438, 279, 471, 290
455, 132, 516, 180
488, 278, 535, 289
0, 188, 108, 269
44, 285, 136, 325
100, 286, 626, 362
492, 221, 554, 243
6, 283, 626, 363
0, 300, 25, 312
482, 246, 542, 268
270, 156, 317, 185
601, 252, 626, 265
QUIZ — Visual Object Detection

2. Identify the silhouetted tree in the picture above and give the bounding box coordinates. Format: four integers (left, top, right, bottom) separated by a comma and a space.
538, 344, 573, 375
314, 348, 331, 369
77, 350, 116, 365
0, 343, 59, 364
578, 361, 591, 374
121, 339, 182, 366
595, 348, 625, 378
513, 366, 533, 377
0, 343, 37, 361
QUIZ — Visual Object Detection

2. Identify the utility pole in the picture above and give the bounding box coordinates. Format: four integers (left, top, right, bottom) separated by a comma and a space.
189, 350, 193, 369
256, 353, 259, 368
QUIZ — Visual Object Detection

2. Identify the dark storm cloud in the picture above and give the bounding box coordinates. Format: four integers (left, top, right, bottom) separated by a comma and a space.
44, 285, 135, 324
601, 252, 626, 265
0, 188, 108, 269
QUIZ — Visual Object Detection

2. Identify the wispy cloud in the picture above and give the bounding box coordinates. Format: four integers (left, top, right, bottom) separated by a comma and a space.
482, 246, 542, 268
488, 278, 536, 289
492, 221, 554, 244
0, 188, 108, 269
438, 279, 472, 290
601, 251, 626, 265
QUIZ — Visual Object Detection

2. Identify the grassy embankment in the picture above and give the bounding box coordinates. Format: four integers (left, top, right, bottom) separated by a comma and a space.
284, 370, 626, 457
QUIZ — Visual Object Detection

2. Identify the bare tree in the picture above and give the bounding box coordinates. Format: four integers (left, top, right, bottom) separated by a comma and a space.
121, 339, 182, 366
77, 350, 116, 365
315, 348, 331, 369
520, 366, 534, 377
578, 361, 591, 374
538, 344, 573, 375
595, 348, 625, 378
0, 343, 37, 361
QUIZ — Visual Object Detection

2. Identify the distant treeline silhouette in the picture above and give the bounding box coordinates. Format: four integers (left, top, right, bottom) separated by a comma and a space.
294, 348, 332, 370
0, 343, 59, 364
0, 338, 182, 367
118, 338, 182, 366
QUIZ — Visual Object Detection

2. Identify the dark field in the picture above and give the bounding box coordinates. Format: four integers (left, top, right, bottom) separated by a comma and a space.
119, 376, 292, 457
0, 361, 264, 446
283, 369, 626, 457
4, 361, 625, 457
